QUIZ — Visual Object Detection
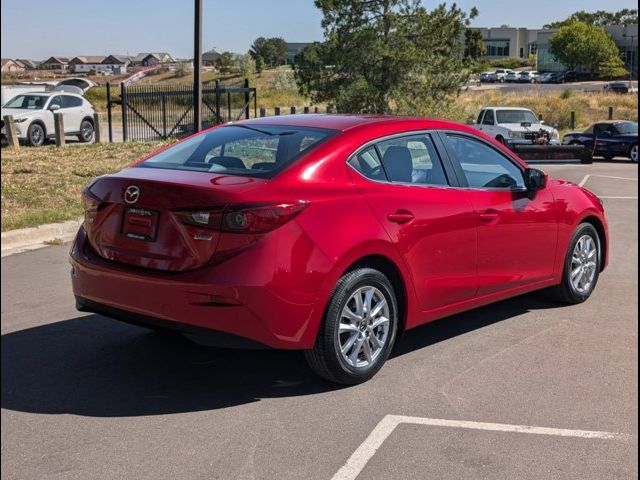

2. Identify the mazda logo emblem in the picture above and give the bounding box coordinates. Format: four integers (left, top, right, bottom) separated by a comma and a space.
124, 185, 141, 205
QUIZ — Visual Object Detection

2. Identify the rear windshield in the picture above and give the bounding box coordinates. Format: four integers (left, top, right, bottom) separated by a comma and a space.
138, 125, 337, 178
614, 122, 638, 134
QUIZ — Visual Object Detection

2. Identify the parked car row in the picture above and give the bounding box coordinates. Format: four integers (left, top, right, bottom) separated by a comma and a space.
479, 70, 579, 84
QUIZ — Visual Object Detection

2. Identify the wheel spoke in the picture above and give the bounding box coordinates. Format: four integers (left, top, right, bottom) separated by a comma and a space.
371, 316, 390, 330
369, 332, 383, 349
349, 337, 364, 365
341, 333, 358, 355
339, 322, 359, 333
362, 339, 373, 363
342, 306, 361, 322
571, 266, 582, 280
363, 288, 374, 316
370, 297, 387, 318
354, 292, 364, 318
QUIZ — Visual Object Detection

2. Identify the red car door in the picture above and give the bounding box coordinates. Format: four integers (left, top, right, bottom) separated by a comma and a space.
347, 133, 478, 313
442, 133, 558, 296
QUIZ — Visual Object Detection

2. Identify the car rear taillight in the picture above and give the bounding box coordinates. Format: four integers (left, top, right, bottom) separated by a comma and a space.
81, 188, 102, 226
174, 202, 308, 234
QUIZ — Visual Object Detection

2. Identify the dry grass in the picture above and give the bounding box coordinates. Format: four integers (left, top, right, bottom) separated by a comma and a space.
450, 90, 638, 133
1, 141, 171, 231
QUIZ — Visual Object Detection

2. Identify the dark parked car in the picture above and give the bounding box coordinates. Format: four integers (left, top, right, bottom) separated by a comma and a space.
604, 82, 631, 94
563, 121, 638, 162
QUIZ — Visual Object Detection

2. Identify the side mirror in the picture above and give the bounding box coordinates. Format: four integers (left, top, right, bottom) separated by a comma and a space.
49, 104, 61, 112
540, 120, 546, 125
524, 168, 547, 191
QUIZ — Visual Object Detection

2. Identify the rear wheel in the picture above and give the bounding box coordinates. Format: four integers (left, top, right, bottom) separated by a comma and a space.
26, 122, 45, 147
551, 223, 601, 304
78, 119, 94, 143
305, 268, 398, 384
629, 144, 638, 163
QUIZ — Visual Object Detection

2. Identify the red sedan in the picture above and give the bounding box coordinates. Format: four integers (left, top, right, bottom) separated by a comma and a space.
70, 115, 608, 384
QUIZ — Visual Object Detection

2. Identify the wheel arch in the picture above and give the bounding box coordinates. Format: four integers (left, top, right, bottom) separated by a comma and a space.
28, 119, 47, 135
81, 116, 95, 126
581, 215, 607, 272
343, 254, 408, 334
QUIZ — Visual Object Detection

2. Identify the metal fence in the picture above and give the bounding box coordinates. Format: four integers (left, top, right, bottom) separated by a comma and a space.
106, 79, 257, 142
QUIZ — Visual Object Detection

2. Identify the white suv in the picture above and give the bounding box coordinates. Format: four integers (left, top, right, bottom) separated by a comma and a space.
1, 92, 96, 146
488, 69, 515, 83
473, 107, 561, 145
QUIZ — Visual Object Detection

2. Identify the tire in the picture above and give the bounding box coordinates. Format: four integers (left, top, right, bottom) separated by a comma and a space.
26, 122, 45, 147
629, 144, 638, 163
78, 119, 94, 143
551, 223, 601, 304
496, 135, 506, 145
305, 268, 398, 384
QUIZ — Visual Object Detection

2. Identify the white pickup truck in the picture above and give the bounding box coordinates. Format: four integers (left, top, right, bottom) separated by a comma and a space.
472, 107, 561, 145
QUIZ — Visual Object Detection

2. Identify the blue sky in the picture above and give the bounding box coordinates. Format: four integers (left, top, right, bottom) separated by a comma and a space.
1, 0, 637, 59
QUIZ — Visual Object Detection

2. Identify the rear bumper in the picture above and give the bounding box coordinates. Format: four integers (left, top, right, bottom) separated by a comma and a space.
70, 226, 328, 349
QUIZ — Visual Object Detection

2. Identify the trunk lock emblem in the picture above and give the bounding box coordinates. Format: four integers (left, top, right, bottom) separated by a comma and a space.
124, 185, 141, 204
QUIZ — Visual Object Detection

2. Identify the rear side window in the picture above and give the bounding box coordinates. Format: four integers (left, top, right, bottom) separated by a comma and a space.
446, 134, 525, 190
138, 125, 337, 178
62, 96, 83, 108
376, 134, 448, 186
348, 146, 386, 181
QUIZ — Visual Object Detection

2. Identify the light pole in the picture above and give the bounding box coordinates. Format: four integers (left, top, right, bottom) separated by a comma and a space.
194, 0, 203, 132
623, 28, 637, 89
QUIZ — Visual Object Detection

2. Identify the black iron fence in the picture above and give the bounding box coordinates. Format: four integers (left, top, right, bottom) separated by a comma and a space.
106, 79, 257, 142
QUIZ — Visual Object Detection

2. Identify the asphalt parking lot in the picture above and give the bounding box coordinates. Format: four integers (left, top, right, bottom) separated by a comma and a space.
1, 161, 637, 480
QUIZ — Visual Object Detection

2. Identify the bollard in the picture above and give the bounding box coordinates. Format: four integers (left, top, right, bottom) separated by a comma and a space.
3, 115, 20, 149
93, 113, 101, 143
314, 106, 319, 114
274, 107, 281, 116
290, 106, 297, 115
570, 111, 576, 130
54, 112, 65, 147
303, 106, 310, 114
259, 107, 266, 118
608, 106, 614, 120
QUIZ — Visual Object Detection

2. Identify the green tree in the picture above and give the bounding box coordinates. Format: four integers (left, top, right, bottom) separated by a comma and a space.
599, 57, 628, 80
255, 55, 265, 74
215, 51, 235, 73
249, 37, 287, 67
464, 29, 486, 61
545, 9, 638, 28
236, 54, 256, 83
549, 22, 625, 78
294, 1, 478, 114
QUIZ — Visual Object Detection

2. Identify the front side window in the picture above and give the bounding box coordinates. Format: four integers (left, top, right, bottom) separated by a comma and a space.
594, 124, 615, 136
47, 96, 63, 109
482, 110, 495, 125
3, 94, 48, 110
138, 125, 336, 178
376, 134, 448, 186
447, 134, 525, 190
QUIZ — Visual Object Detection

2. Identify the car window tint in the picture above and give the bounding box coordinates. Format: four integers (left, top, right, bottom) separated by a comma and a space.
482, 110, 495, 125
476, 110, 485, 124
348, 146, 387, 181
48, 96, 63, 109
62, 96, 83, 108
594, 124, 614, 136
447, 134, 525, 190
376, 134, 448, 186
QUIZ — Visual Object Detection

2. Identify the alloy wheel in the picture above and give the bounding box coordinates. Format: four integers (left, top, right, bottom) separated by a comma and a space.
570, 235, 598, 294
631, 145, 638, 163
338, 286, 390, 368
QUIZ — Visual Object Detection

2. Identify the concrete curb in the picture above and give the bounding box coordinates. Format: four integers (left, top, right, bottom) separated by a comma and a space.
1, 218, 82, 257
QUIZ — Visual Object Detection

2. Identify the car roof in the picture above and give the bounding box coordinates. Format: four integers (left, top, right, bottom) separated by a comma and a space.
232, 114, 473, 132
483, 107, 534, 111
16, 91, 84, 98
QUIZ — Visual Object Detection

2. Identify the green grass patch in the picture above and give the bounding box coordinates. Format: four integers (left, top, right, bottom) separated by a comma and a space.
1, 141, 171, 231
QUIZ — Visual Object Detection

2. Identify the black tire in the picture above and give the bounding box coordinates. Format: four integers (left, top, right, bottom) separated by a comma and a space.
78, 119, 94, 143
26, 122, 45, 147
551, 223, 601, 304
629, 144, 638, 163
305, 268, 398, 384
496, 135, 506, 145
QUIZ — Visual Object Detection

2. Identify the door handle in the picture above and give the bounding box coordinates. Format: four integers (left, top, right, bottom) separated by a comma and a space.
478, 209, 500, 223
387, 210, 414, 224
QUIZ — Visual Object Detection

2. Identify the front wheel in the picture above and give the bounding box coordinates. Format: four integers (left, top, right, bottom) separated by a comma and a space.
26, 123, 45, 147
305, 268, 398, 384
629, 144, 638, 163
551, 223, 601, 304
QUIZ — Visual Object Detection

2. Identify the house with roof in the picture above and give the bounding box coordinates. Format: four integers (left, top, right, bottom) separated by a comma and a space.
134, 52, 175, 66
101, 55, 132, 74
1, 58, 26, 74
16, 59, 39, 70
40, 56, 70, 71
69, 56, 107, 73
202, 48, 224, 65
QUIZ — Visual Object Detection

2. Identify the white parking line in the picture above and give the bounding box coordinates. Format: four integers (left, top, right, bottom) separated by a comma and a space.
600, 196, 638, 200
330, 415, 631, 480
579, 174, 591, 187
